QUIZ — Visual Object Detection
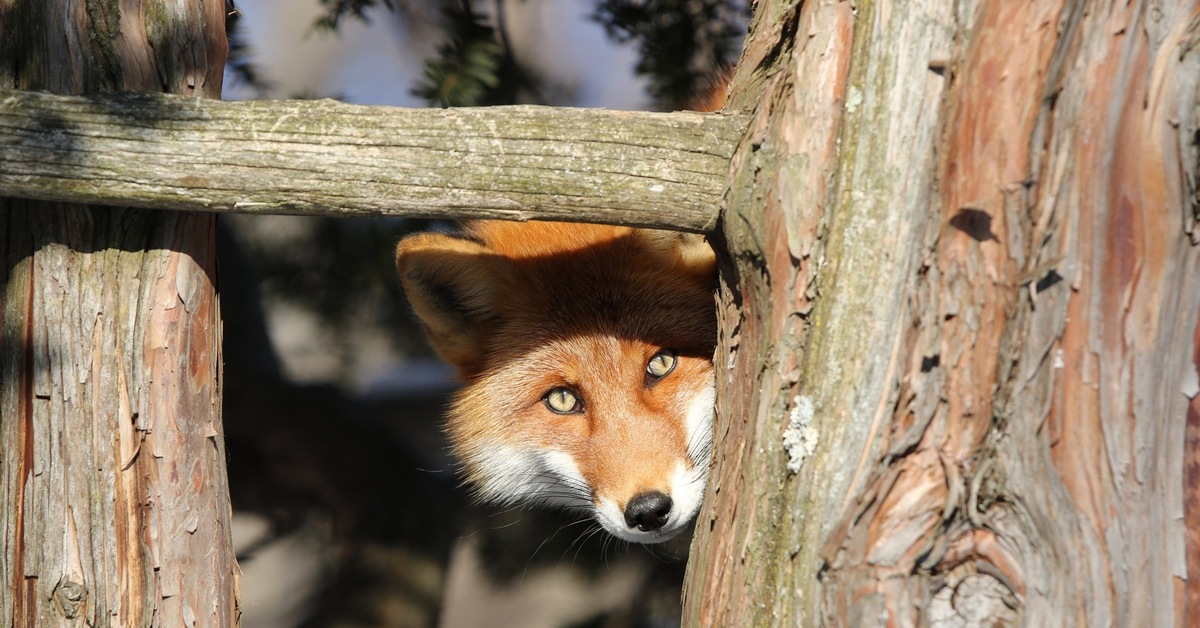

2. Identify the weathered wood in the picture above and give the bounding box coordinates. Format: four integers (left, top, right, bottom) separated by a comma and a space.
684, 0, 952, 623
0, 0, 238, 625
0, 89, 745, 231
686, 0, 1200, 625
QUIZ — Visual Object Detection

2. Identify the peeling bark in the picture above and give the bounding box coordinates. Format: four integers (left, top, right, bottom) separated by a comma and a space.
0, 0, 237, 625
687, 0, 1200, 625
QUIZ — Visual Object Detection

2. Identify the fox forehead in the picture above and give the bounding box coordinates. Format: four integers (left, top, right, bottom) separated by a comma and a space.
485, 260, 715, 358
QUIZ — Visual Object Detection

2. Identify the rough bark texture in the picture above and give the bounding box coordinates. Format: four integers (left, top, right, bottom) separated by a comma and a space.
687, 0, 1200, 625
0, 0, 237, 625
0, 90, 745, 231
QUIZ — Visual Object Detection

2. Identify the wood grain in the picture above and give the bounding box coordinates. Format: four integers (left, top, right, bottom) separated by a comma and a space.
0, 0, 238, 625
0, 90, 745, 232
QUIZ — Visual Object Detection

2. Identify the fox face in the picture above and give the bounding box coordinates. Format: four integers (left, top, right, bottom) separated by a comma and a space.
396, 221, 717, 543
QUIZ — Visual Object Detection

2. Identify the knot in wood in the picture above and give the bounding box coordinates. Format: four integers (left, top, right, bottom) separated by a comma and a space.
54, 580, 87, 618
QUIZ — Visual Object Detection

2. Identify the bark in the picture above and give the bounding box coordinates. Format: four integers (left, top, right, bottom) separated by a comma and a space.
0, 89, 745, 231
0, 0, 237, 626
686, 0, 1200, 626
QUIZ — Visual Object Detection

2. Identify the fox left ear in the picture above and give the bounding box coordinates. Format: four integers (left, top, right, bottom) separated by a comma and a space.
395, 232, 508, 378
632, 229, 716, 280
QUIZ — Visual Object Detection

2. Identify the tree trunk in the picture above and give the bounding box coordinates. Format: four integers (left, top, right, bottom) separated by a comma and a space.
0, 1, 236, 625
686, 0, 1200, 625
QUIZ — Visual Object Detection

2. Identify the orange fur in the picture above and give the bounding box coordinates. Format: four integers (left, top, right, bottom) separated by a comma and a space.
682, 66, 732, 113
396, 221, 717, 542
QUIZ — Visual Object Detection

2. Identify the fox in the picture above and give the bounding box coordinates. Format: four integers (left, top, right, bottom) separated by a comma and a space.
395, 220, 717, 543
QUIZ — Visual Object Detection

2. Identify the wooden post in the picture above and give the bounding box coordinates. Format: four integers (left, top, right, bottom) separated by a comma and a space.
685, 0, 1200, 625
0, 0, 238, 624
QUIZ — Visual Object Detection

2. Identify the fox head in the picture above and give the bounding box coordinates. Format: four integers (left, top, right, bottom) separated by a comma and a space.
396, 221, 717, 543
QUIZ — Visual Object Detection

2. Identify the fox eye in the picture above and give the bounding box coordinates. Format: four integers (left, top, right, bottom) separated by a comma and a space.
545, 387, 582, 414
646, 349, 678, 380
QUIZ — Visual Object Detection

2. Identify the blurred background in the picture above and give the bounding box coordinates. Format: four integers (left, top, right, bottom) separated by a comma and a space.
218, 2, 745, 625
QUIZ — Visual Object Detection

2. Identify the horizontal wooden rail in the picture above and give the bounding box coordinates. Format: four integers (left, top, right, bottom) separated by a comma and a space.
0, 89, 744, 231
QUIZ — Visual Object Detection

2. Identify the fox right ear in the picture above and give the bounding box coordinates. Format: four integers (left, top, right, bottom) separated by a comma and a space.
395, 232, 506, 378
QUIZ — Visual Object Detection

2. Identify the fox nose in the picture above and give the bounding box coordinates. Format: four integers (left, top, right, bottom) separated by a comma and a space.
624, 491, 673, 531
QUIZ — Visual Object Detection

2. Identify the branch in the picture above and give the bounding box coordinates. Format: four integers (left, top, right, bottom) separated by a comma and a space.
0, 89, 745, 231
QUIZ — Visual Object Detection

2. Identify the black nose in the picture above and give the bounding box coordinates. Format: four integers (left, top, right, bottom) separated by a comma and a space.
624, 491, 673, 531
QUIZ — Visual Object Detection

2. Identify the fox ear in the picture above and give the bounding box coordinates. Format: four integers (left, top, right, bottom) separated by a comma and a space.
632, 229, 716, 279
395, 232, 507, 378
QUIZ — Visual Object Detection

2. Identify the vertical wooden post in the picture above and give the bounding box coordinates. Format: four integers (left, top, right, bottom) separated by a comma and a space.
685, 0, 1200, 625
0, 0, 237, 625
